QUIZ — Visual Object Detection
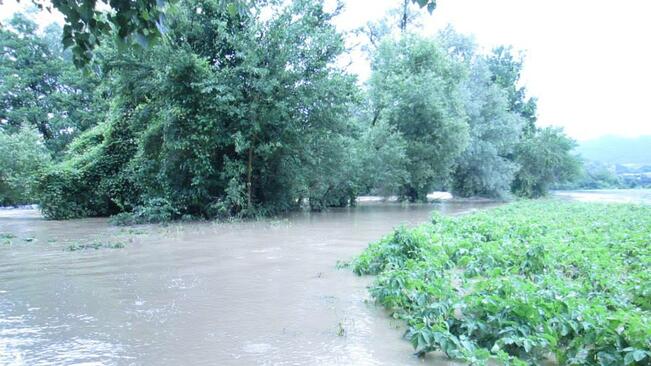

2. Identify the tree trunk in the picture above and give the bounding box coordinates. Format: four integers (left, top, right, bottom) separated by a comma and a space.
247, 139, 254, 209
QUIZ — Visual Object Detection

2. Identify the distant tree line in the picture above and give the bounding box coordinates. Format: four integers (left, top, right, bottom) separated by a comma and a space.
557, 160, 651, 190
0, 0, 581, 220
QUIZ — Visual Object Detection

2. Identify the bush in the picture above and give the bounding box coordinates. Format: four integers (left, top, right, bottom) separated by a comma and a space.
110, 198, 177, 225
36, 121, 139, 219
37, 164, 93, 219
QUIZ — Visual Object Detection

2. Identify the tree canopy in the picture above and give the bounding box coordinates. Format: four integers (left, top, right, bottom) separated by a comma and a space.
10, 0, 435, 66
0, 14, 103, 154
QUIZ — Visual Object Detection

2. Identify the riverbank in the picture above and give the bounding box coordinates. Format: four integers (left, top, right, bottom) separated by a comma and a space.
352, 200, 651, 365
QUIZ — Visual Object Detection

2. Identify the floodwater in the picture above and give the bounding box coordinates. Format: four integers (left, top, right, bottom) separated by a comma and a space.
1, 189, 648, 365
0, 201, 500, 366
553, 188, 651, 204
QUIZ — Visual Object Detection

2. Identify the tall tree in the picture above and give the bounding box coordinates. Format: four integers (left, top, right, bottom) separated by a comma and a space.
369, 34, 469, 201
487, 46, 537, 134
0, 14, 102, 154
484, 45, 581, 197
438, 29, 524, 198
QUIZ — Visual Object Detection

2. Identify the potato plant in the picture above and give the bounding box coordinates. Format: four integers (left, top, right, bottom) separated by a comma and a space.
353, 201, 650, 365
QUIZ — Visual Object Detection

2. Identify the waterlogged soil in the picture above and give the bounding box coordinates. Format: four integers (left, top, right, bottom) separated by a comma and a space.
0, 202, 500, 366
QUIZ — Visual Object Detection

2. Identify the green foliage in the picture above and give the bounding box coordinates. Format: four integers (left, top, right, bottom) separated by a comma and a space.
512, 127, 582, 198
369, 34, 469, 201
37, 118, 139, 219
30, 0, 435, 67
0, 127, 51, 206
37, 0, 359, 219
486, 46, 537, 132
110, 198, 178, 225
356, 119, 410, 196
0, 14, 104, 154
439, 30, 523, 198
353, 201, 651, 365
31, 0, 177, 67
574, 160, 623, 189
6, 1, 581, 218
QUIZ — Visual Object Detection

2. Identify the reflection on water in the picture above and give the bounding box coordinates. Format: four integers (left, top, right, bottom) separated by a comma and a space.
0, 202, 499, 365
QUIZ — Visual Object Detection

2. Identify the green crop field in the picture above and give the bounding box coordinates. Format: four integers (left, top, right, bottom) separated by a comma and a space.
353, 201, 650, 365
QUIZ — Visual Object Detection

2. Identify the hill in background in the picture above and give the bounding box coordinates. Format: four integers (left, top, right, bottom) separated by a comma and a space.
577, 135, 651, 165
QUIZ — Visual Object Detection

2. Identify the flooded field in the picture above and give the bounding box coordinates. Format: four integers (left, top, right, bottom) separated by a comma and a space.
0, 201, 500, 366
1, 189, 648, 365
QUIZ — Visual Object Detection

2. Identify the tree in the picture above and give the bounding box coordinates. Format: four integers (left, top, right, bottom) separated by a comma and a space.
38, 0, 360, 219
511, 127, 581, 198
4, 0, 435, 67
483, 45, 580, 197
487, 46, 537, 134
0, 127, 51, 206
0, 14, 103, 154
574, 160, 622, 189
438, 29, 524, 198
368, 34, 469, 201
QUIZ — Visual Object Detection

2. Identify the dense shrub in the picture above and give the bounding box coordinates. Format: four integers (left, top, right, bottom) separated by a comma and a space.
37, 121, 139, 219
110, 198, 178, 225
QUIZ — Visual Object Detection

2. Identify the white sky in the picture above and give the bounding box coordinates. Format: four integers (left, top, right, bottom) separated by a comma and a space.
2, 0, 650, 141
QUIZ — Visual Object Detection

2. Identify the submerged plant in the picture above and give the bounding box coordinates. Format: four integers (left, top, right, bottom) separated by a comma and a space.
65, 240, 126, 251
0, 232, 16, 239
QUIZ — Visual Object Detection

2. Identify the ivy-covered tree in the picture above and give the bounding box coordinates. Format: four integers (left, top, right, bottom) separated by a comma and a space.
38, 0, 360, 219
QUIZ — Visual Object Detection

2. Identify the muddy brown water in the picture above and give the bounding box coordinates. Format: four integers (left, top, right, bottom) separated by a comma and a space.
1, 190, 647, 365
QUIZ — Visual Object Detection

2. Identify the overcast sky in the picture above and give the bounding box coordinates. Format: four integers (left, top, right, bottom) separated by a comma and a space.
2, 0, 650, 141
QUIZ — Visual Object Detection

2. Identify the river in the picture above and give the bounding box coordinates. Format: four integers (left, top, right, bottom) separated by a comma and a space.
0, 190, 648, 365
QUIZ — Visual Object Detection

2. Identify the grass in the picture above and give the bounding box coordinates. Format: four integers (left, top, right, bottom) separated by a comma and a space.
352, 200, 650, 365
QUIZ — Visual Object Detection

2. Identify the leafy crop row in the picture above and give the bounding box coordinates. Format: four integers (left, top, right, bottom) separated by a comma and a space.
353, 201, 650, 365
